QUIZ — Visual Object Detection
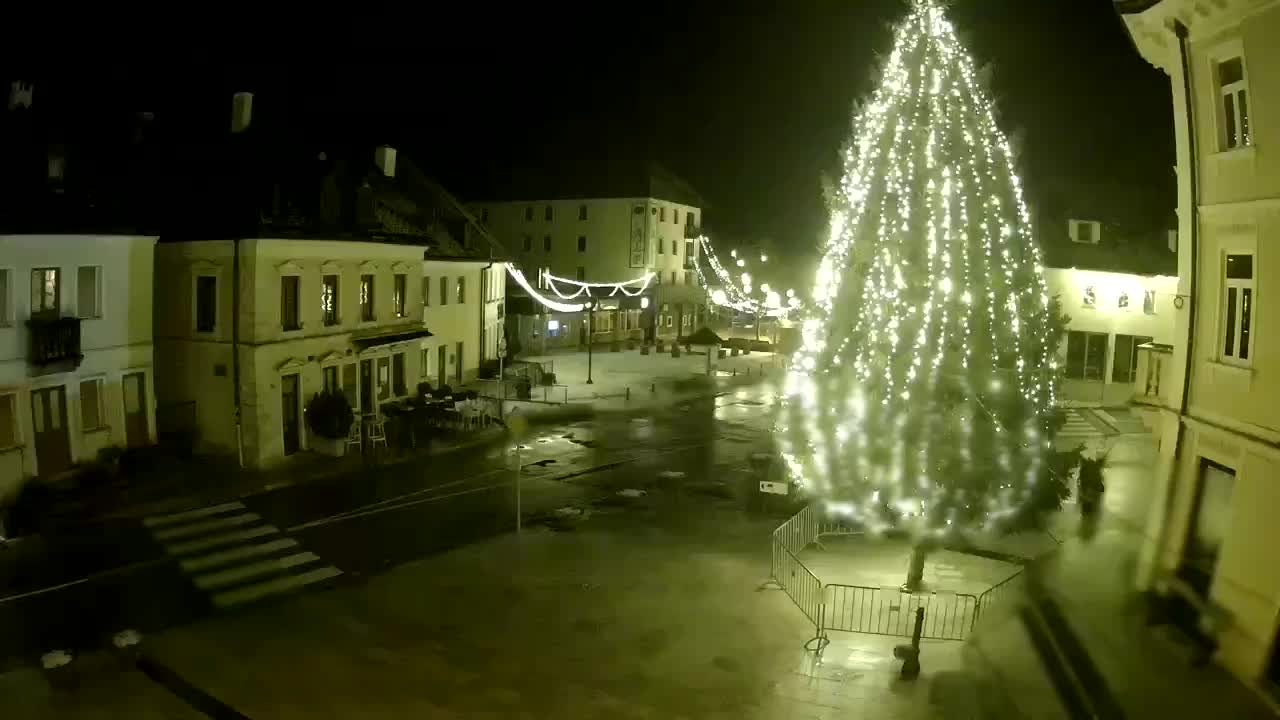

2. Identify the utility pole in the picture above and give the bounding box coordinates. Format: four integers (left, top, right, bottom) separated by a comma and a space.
586, 299, 595, 384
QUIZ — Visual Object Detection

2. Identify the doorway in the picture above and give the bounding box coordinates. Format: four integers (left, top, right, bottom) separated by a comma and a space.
31, 386, 71, 477
359, 359, 373, 417
437, 345, 447, 388
455, 342, 464, 384
1112, 334, 1154, 383
1065, 331, 1108, 381
281, 373, 300, 456
122, 372, 148, 448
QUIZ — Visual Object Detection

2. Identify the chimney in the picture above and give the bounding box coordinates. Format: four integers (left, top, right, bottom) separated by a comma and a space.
8, 81, 33, 110
231, 92, 253, 133
375, 145, 397, 178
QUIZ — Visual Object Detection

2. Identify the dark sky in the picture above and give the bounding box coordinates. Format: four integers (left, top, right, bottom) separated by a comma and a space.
36, 0, 1172, 255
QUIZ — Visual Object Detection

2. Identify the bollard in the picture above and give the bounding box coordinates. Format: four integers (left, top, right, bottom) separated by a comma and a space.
893, 607, 925, 679
732, 368, 737, 377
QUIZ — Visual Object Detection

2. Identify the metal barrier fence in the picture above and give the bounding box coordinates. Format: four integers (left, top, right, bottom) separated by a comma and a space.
821, 585, 979, 641
767, 503, 1027, 648
475, 379, 570, 405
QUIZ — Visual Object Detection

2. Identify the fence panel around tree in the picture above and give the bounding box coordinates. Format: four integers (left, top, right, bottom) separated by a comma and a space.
821, 585, 978, 641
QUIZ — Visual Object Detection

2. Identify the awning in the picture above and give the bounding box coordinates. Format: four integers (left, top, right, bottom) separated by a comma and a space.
352, 325, 433, 351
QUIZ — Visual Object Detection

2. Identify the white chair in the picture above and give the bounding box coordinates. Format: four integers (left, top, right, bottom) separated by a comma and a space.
367, 415, 389, 450
345, 418, 362, 451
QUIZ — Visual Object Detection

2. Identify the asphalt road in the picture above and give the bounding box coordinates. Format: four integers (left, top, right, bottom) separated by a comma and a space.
0, 382, 782, 670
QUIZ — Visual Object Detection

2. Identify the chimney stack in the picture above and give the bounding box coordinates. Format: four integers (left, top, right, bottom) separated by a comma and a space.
231, 92, 253, 133
375, 145, 397, 178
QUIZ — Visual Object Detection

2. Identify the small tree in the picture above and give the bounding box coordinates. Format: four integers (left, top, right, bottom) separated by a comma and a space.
306, 390, 354, 440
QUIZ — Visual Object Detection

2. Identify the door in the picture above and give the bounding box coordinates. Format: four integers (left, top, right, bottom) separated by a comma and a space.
359, 360, 373, 415
31, 386, 71, 477
281, 373, 300, 456
1112, 335, 1154, 383
455, 342, 464, 384
437, 346, 447, 388
122, 372, 149, 448
1065, 331, 1108, 380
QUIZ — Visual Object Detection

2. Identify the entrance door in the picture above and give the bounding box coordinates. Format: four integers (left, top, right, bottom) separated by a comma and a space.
1112, 334, 1154, 383
281, 373, 300, 456
122, 372, 148, 448
437, 346, 447, 388
1065, 331, 1108, 381
359, 360, 373, 415
455, 342, 464, 384
31, 386, 71, 477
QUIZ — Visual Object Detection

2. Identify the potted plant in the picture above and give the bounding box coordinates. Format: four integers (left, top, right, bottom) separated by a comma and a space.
306, 390, 354, 457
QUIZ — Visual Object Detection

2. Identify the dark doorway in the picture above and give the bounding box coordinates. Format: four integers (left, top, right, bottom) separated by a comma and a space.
281, 374, 300, 456
122, 372, 148, 448
359, 359, 373, 416
437, 346, 447, 388
1065, 331, 1108, 381
31, 385, 70, 477
1113, 334, 1154, 383
455, 342, 464, 384
1179, 459, 1235, 599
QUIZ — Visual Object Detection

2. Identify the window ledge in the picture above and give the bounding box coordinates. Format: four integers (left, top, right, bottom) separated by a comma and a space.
1211, 145, 1256, 160
1206, 359, 1253, 378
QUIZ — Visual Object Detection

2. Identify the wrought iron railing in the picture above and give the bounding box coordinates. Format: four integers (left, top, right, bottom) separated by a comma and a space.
27, 315, 82, 367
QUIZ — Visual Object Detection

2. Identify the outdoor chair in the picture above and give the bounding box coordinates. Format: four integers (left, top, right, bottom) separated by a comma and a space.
345, 418, 363, 451
367, 415, 389, 451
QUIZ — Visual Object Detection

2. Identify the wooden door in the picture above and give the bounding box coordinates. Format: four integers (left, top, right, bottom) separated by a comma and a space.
31, 386, 71, 477
281, 373, 300, 456
123, 372, 149, 448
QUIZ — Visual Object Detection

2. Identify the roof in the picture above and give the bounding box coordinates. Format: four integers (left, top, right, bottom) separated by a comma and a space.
473, 157, 704, 209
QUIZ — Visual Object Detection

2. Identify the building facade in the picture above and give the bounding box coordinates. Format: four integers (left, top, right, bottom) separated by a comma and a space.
1, 235, 159, 490
471, 166, 708, 352
1120, 0, 1280, 691
419, 258, 506, 389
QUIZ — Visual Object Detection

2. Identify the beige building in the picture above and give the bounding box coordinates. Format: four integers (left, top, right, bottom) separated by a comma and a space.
1, 235, 159, 492
471, 167, 707, 350
1120, 0, 1280, 690
419, 258, 506, 389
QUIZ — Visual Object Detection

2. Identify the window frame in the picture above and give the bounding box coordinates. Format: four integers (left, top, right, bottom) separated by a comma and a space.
194, 273, 218, 334
578, 204, 588, 221
1069, 219, 1100, 245
80, 376, 107, 432
1212, 46, 1252, 151
392, 352, 407, 397
440, 276, 449, 306
0, 267, 14, 327
393, 273, 408, 318
321, 274, 340, 326
544, 205, 553, 222
525, 207, 534, 222
360, 274, 376, 322
280, 273, 302, 331
577, 236, 587, 253
30, 267, 61, 317
77, 265, 103, 319
456, 276, 466, 304
1220, 251, 1256, 367
422, 275, 431, 307
543, 235, 551, 252
0, 391, 19, 450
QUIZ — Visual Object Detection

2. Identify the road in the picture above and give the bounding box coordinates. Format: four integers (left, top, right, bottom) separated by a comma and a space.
0, 381, 782, 670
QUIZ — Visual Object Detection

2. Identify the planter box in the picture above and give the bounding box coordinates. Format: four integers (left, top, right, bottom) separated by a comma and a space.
672, 346, 681, 358
310, 433, 347, 457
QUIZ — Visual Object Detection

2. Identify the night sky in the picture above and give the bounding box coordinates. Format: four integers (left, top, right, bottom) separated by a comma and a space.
38, 0, 1171, 256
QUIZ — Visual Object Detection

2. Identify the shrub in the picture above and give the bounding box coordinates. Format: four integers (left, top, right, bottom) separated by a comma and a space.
306, 390, 354, 440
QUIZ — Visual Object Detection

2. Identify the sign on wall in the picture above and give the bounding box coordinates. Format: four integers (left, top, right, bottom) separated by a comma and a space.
630, 204, 648, 268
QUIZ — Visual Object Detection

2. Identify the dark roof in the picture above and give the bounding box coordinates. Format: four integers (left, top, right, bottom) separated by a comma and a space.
474, 157, 703, 208
683, 327, 724, 346
1032, 179, 1176, 275
1114, 0, 1164, 14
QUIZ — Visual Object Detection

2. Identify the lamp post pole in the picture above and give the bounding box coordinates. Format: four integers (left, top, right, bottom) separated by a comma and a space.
586, 299, 595, 384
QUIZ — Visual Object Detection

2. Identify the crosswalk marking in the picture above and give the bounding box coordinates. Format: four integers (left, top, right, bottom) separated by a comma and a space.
145, 505, 341, 611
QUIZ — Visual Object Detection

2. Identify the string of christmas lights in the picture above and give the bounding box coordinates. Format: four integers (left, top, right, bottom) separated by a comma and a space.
778, 0, 1056, 538
505, 266, 586, 313
692, 235, 800, 317
543, 271, 655, 300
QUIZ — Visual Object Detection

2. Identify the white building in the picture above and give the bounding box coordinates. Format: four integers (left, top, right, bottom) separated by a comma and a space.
1120, 0, 1280, 691
0, 235, 159, 488
419, 258, 506, 389
471, 165, 707, 351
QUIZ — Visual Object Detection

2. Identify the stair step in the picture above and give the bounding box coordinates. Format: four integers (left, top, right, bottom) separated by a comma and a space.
212, 566, 343, 609
181, 538, 300, 573
153, 513, 263, 542
144, 502, 247, 528
195, 552, 321, 591
165, 525, 279, 556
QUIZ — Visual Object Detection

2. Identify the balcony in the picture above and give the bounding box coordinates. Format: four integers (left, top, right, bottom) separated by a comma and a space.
1133, 342, 1174, 409
27, 315, 83, 370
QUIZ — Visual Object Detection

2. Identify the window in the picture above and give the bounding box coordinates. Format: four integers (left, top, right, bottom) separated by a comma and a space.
1065, 330, 1108, 380
670, 271, 677, 286
1070, 220, 1099, 245
672, 241, 677, 255
77, 266, 101, 318
1082, 285, 1096, 308
525, 206, 533, 221
480, 208, 489, 222
578, 204, 588, 221
423, 276, 430, 307
659, 207, 665, 222
576, 266, 586, 281
80, 378, 104, 430
658, 239, 664, 254
544, 235, 552, 252
456, 276, 466, 304
673, 209, 680, 225
0, 393, 16, 448
544, 205, 553, 221
393, 273, 407, 318
1112, 334, 1153, 383
281, 275, 301, 330
323, 365, 339, 393
342, 363, 358, 410
684, 239, 695, 268
523, 235, 533, 252
392, 352, 406, 396
577, 236, 587, 253
440, 276, 449, 306
0, 268, 9, 325
1222, 253, 1254, 364
421, 347, 432, 378
1217, 56, 1251, 150
190, 275, 216, 333
360, 274, 375, 321
377, 357, 390, 400
321, 274, 339, 326
1143, 289, 1156, 315
30, 268, 60, 316
687, 212, 696, 227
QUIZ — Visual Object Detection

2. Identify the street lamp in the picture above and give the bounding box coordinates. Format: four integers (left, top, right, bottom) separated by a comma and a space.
585, 298, 595, 385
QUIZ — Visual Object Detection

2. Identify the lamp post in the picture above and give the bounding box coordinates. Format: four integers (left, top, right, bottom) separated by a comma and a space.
586, 298, 595, 385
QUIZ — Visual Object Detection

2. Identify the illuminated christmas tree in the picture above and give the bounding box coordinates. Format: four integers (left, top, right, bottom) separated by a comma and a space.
779, 0, 1061, 588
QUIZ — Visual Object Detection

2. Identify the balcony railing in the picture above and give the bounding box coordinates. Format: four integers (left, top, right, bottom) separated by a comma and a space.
27, 315, 83, 368
1133, 342, 1174, 409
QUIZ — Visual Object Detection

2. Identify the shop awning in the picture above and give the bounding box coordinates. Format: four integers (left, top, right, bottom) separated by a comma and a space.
352, 324, 433, 351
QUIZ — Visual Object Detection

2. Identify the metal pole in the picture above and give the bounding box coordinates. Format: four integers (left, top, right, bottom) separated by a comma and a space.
498, 348, 505, 421
515, 442, 522, 535
586, 303, 594, 384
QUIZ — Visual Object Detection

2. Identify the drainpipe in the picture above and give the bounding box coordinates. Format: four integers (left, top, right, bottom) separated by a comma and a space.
232, 236, 244, 468
1151, 19, 1199, 582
